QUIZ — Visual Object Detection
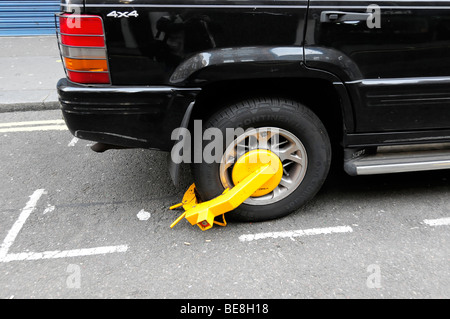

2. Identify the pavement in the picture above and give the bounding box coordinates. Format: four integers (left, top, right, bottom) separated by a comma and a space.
0, 36, 64, 113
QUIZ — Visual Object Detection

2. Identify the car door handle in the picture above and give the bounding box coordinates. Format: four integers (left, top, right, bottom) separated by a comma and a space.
320, 11, 371, 23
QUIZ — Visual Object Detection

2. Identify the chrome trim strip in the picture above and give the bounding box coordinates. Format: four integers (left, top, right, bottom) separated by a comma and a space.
345, 76, 450, 86
357, 159, 450, 175
59, 86, 201, 94
63, 55, 107, 61
60, 43, 106, 50
348, 149, 450, 175
59, 32, 105, 37
66, 69, 109, 73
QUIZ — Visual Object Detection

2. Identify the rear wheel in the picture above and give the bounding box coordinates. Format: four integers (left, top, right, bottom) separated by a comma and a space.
192, 97, 331, 222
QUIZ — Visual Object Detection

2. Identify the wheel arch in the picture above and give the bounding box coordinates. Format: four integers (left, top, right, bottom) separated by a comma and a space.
191, 76, 351, 148
171, 47, 355, 139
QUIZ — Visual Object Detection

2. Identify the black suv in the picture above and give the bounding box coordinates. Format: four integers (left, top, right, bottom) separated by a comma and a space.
56, 0, 450, 221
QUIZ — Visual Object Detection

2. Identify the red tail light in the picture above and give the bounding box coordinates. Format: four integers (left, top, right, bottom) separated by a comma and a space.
59, 16, 104, 35
60, 34, 105, 47
58, 14, 110, 84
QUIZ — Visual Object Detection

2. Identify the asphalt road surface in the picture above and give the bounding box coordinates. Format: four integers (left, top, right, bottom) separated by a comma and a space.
0, 110, 449, 299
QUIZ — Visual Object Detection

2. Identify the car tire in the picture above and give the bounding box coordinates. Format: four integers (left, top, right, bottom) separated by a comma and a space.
191, 97, 332, 222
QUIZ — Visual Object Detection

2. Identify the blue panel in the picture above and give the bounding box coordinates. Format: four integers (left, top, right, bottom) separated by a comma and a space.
0, 1, 61, 36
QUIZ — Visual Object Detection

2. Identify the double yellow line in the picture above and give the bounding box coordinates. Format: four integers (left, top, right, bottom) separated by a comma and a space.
0, 120, 68, 133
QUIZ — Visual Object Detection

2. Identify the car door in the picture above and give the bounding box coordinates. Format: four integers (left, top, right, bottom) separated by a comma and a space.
305, 1, 450, 133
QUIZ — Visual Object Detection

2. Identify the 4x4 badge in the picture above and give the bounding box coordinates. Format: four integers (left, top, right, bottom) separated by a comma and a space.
107, 10, 139, 18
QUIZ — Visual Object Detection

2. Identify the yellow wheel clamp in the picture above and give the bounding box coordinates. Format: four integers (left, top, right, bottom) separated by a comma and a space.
170, 149, 283, 231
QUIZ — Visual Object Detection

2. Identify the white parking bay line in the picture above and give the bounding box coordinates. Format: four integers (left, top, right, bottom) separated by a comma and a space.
0, 189, 128, 263
0, 189, 46, 260
239, 225, 354, 242
3, 245, 129, 262
424, 217, 450, 227
68, 137, 79, 147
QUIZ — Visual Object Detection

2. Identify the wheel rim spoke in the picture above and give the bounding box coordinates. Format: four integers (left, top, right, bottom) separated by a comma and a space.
236, 142, 248, 159
279, 176, 292, 189
277, 142, 301, 162
256, 129, 273, 149
248, 135, 259, 151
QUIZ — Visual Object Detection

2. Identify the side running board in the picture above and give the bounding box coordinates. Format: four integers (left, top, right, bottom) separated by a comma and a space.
344, 144, 450, 176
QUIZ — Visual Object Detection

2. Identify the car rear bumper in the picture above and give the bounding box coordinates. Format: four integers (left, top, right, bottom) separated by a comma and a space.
57, 79, 200, 151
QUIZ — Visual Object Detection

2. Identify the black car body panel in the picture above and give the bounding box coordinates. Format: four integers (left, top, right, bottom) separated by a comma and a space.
57, 0, 450, 152
83, 0, 308, 86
